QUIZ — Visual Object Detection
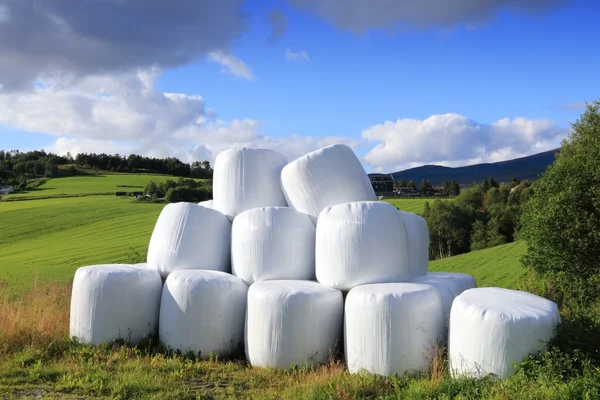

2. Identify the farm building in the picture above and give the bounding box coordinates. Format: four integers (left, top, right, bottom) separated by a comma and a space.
368, 174, 395, 197
396, 187, 421, 197
0, 185, 14, 194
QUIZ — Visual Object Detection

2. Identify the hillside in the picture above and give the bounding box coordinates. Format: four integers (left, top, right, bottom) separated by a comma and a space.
2, 174, 206, 201
0, 173, 524, 292
430, 241, 526, 288
391, 148, 559, 185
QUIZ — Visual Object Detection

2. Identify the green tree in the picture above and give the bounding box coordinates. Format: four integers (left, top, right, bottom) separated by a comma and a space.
521, 101, 600, 303
407, 180, 417, 190
420, 179, 433, 193
470, 219, 488, 251
44, 160, 59, 177
442, 180, 460, 196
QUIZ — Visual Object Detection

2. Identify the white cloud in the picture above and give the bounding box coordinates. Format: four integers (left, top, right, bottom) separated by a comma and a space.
0, 69, 360, 165
0, 5, 10, 23
285, 49, 311, 63
560, 101, 589, 111
207, 51, 254, 81
361, 113, 567, 172
0, 0, 248, 90
268, 8, 287, 43
47, 137, 135, 157
0, 69, 568, 173
287, 0, 565, 32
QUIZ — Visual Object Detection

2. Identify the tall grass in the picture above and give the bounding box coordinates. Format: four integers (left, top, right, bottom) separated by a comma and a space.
1, 281, 600, 398
0, 278, 70, 355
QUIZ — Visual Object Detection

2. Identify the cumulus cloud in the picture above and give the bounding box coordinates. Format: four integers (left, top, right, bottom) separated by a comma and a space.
361, 113, 568, 172
0, 0, 248, 90
0, 4, 9, 23
207, 51, 254, 80
268, 8, 287, 43
560, 101, 589, 111
0, 69, 359, 164
287, 0, 565, 32
285, 49, 311, 63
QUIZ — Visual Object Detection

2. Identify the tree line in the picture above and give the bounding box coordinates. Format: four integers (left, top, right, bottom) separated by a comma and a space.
394, 179, 461, 196
0, 150, 67, 190
73, 153, 213, 178
422, 177, 532, 260
143, 178, 212, 203
0, 149, 213, 190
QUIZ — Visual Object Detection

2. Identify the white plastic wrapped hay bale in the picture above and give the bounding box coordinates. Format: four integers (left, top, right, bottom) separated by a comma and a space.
449, 287, 561, 379
345, 283, 444, 376
212, 147, 288, 221
147, 202, 231, 278
159, 270, 248, 357
428, 272, 477, 296
231, 207, 315, 285
316, 201, 410, 291
70, 264, 162, 344
197, 199, 214, 208
411, 274, 464, 331
398, 211, 429, 277
245, 280, 343, 368
281, 144, 376, 222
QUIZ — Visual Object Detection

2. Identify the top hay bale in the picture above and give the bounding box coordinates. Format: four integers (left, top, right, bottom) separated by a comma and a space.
281, 144, 376, 223
213, 147, 289, 221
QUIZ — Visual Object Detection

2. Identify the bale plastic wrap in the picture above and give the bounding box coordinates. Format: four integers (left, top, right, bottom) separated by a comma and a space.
231, 207, 316, 285
411, 274, 464, 331
245, 280, 343, 368
197, 199, 214, 208
213, 147, 288, 220
147, 202, 231, 278
428, 272, 477, 296
316, 201, 410, 290
70, 264, 162, 344
398, 211, 429, 277
345, 283, 444, 376
281, 144, 376, 222
449, 287, 561, 379
159, 270, 248, 357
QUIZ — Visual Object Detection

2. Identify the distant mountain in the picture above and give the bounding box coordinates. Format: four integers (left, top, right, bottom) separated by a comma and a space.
390, 148, 560, 186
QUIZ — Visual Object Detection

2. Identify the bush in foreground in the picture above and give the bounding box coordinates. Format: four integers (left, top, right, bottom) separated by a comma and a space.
521, 100, 600, 313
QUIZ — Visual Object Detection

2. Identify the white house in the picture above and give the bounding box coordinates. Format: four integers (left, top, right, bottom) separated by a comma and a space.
0, 185, 14, 194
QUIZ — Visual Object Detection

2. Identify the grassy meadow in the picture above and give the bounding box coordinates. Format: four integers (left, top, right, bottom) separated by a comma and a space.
0, 196, 163, 291
0, 186, 450, 292
4, 173, 203, 200
2, 176, 597, 399
382, 198, 432, 215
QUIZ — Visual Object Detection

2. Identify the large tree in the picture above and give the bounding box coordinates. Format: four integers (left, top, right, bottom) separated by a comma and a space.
521, 101, 600, 289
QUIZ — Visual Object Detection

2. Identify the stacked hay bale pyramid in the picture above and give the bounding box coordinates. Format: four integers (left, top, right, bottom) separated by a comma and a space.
69, 144, 561, 379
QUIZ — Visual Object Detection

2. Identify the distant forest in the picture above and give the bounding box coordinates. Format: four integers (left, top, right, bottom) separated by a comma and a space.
0, 149, 213, 189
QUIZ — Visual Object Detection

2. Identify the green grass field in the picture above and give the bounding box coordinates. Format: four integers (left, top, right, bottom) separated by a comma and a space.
4, 174, 201, 199
0, 196, 164, 290
382, 198, 432, 215
0, 183, 519, 293
430, 241, 526, 289
1, 176, 597, 399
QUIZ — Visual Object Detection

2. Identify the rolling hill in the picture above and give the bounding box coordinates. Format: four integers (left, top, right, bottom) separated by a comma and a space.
391, 148, 559, 186
0, 174, 525, 292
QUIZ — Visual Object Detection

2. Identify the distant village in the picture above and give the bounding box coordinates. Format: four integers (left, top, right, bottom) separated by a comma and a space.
368, 173, 454, 197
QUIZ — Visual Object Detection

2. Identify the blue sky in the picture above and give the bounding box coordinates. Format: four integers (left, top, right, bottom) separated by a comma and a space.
0, 0, 598, 172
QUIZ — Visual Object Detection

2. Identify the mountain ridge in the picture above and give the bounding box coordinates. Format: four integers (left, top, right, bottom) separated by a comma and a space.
388, 148, 560, 186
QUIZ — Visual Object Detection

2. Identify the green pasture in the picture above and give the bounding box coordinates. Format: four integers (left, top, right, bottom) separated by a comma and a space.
4, 174, 203, 199
0, 196, 164, 290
